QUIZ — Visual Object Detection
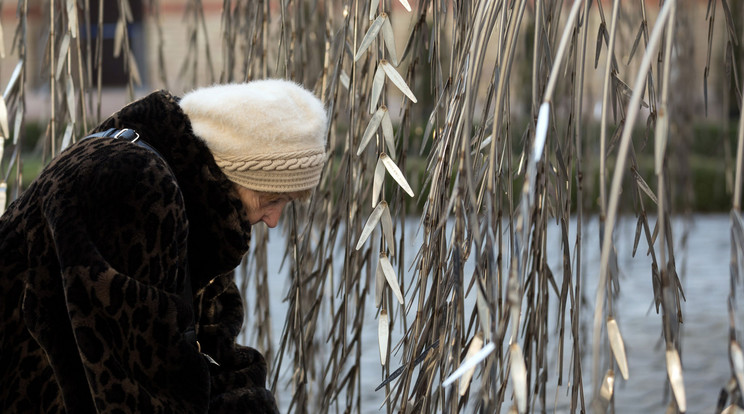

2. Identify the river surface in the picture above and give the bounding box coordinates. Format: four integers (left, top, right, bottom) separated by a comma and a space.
237, 213, 740, 413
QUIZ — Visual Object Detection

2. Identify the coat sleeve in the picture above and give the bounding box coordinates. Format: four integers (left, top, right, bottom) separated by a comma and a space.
195, 273, 280, 414
25, 141, 211, 414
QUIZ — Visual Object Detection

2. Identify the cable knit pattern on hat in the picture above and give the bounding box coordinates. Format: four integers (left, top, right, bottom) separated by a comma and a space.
179, 80, 328, 193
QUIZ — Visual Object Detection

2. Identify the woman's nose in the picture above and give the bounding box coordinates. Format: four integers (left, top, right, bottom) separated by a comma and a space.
263, 211, 282, 228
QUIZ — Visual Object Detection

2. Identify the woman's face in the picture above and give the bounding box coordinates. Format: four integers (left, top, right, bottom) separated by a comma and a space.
234, 185, 291, 228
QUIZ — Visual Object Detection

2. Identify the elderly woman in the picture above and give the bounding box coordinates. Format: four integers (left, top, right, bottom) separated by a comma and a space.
0, 80, 327, 413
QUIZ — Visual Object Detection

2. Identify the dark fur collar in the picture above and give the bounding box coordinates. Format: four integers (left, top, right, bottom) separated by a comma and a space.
92, 90, 252, 287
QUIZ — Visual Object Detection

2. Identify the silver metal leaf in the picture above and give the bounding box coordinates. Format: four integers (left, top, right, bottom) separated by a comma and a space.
369, 0, 380, 20
0, 182, 6, 214
442, 341, 496, 387
598, 369, 615, 404
12, 105, 22, 145
721, 405, 744, 414
3, 61, 23, 99
354, 14, 385, 62
373, 157, 385, 208
381, 153, 414, 197
358, 107, 385, 156
370, 64, 385, 113
477, 134, 492, 153
509, 343, 527, 413
381, 14, 398, 67
381, 107, 396, 158
378, 309, 389, 365
533, 102, 549, 162
458, 333, 484, 396
60, 123, 73, 151
375, 259, 384, 307
66, 77, 76, 120
397, 0, 412, 12
654, 116, 668, 174
67, 0, 79, 38
0, 97, 8, 138
380, 60, 417, 103
475, 282, 491, 342
731, 341, 744, 398
340, 71, 350, 90
666, 348, 686, 412
0, 19, 5, 58
129, 57, 142, 85
421, 109, 436, 153
404, 398, 415, 414
56, 33, 70, 81
379, 252, 404, 305
355, 200, 386, 250
380, 201, 394, 256
113, 20, 125, 58
607, 318, 629, 380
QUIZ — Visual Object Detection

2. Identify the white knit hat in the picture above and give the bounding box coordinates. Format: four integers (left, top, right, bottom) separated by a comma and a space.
179, 80, 328, 193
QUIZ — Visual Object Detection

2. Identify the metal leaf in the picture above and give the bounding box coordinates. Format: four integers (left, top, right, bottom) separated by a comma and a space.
397, 0, 412, 12
666, 348, 687, 412
0, 19, 5, 58
67, 0, 78, 38
598, 369, 615, 405
378, 309, 389, 365
0, 97, 8, 138
475, 281, 491, 342
0, 182, 6, 214
3, 61, 23, 99
379, 252, 404, 305
66, 77, 76, 120
632, 168, 658, 204
477, 134, 492, 153
533, 102, 549, 162
509, 343, 527, 413
369, 0, 380, 20
442, 341, 496, 387
370, 64, 385, 113
129, 57, 142, 86
355, 200, 386, 250
607, 318, 629, 380
403, 398, 415, 414
380, 201, 394, 256
420, 109, 436, 155
358, 107, 385, 156
56, 33, 70, 81
381, 153, 414, 197
340, 71, 350, 90
354, 14, 385, 62
722, 405, 744, 414
113, 20, 125, 58
458, 333, 484, 396
380, 60, 417, 103
381, 14, 398, 66
381, 107, 396, 158
60, 123, 74, 151
373, 157, 385, 208
13, 104, 23, 145
731, 341, 744, 398
375, 259, 384, 307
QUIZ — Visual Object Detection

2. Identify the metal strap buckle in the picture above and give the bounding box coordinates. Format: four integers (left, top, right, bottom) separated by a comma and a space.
113, 128, 140, 143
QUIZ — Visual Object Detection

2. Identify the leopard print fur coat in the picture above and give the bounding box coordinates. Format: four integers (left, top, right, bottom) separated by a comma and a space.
0, 90, 279, 413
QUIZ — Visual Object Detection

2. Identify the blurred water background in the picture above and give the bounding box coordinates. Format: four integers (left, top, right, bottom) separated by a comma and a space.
238, 213, 739, 413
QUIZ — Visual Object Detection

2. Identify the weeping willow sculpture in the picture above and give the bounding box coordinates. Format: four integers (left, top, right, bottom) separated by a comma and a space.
2, 0, 744, 413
